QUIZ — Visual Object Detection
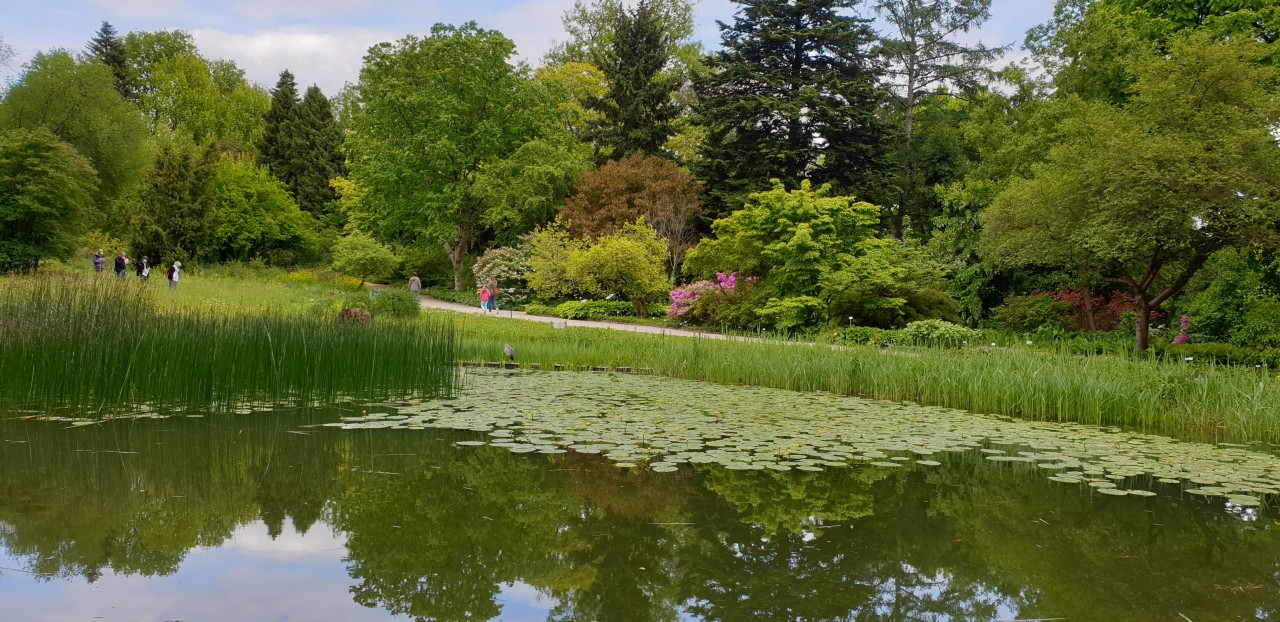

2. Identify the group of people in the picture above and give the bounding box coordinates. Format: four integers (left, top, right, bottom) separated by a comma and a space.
406, 272, 502, 314
93, 249, 181, 289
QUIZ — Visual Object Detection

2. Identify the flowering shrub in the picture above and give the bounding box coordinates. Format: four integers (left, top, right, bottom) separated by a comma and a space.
1172, 315, 1191, 345
669, 272, 755, 325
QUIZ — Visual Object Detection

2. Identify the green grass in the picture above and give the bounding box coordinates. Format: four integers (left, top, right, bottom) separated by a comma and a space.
446, 311, 1280, 444
0, 275, 457, 417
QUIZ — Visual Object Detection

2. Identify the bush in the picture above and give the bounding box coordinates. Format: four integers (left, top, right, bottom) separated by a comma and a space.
553, 299, 666, 320
331, 233, 400, 284
898, 319, 980, 348
839, 325, 886, 345
756, 296, 826, 332
371, 289, 420, 319
990, 293, 1072, 332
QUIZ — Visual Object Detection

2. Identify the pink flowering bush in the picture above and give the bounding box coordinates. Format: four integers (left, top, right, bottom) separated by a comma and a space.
1171, 314, 1191, 345
669, 272, 757, 326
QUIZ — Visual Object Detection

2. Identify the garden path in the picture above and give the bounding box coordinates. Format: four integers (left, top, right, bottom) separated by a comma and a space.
416, 295, 732, 340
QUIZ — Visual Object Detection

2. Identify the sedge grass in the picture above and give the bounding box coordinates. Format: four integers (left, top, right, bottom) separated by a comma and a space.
446, 311, 1280, 444
0, 276, 457, 417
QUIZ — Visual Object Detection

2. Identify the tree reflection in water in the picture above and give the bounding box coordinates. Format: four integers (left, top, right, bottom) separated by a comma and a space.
0, 412, 1277, 621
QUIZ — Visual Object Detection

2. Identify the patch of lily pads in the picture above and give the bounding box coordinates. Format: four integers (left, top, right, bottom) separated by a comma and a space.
324, 369, 1280, 504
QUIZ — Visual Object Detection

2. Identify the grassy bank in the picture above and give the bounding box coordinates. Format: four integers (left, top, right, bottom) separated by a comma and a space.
0, 276, 457, 417
447, 312, 1280, 444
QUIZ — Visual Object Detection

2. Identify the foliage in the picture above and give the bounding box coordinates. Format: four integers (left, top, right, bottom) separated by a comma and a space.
693, 0, 888, 216
471, 245, 531, 291
348, 23, 570, 290
331, 232, 400, 284
535, 62, 610, 149
473, 136, 593, 247
371, 289, 422, 319
204, 156, 320, 264
87, 21, 130, 98
0, 128, 98, 272
1158, 342, 1274, 368
130, 140, 218, 264
122, 30, 269, 145
983, 34, 1280, 350
560, 151, 702, 274
594, 0, 679, 157
552, 299, 665, 320
275, 85, 346, 218
874, 0, 1003, 239
565, 219, 672, 316
258, 70, 298, 181
990, 293, 1073, 332
896, 319, 981, 348
823, 238, 959, 328
0, 50, 151, 222
756, 296, 827, 332
523, 223, 588, 300
668, 271, 755, 325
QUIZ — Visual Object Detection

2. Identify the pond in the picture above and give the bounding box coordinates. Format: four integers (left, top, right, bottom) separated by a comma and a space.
1, 369, 1278, 621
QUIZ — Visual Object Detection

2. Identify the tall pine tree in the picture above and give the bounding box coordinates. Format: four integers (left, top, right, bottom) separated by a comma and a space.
87, 21, 130, 99
258, 70, 298, 176
279, 86, 345, 219
595, 0, 679, 159
694, 0, 889, 217
131, 140, 219, 263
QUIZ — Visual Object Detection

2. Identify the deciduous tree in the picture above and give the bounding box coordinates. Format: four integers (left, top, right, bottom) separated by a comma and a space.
983, 34, 1280, 351
0, 128, 98, 272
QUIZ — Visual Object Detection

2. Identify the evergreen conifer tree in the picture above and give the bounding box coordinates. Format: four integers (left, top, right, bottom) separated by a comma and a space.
694, 0, 889, 217
87, 21, 130, 99
258, 70, 298, 175
595, 0, 678, 158
132, 141, 219, 263
279, 86, 345, 218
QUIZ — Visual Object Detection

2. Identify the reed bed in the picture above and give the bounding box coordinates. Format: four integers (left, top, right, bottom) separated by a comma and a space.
0, 276, 457, 417
448, 312, 1280, 445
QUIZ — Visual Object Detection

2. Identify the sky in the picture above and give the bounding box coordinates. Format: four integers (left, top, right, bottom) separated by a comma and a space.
1, 0, 1057, 95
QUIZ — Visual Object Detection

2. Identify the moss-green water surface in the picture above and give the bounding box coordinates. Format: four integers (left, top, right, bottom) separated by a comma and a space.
2, 370, 1278, 621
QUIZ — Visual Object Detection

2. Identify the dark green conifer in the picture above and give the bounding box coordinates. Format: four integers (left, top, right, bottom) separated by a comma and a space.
595, 0, 678, 158
87, 21, 130, 99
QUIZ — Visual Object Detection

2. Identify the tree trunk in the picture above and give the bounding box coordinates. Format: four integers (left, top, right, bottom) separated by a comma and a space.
1134, 297, 1150, 352
444, 239, 466, 292
1079, 276, 1097, 332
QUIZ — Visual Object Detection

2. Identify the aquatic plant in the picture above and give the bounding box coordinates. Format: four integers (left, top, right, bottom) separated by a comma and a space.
0, 276, 456, 417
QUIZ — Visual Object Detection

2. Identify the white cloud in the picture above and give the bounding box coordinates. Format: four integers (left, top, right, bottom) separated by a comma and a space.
192, 26, 397, 93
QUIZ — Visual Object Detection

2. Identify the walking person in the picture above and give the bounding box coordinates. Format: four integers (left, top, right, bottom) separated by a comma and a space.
486, 275, 500, 313
167, 261, 181, 289
478, 284, 492, 314
114, 252, 128, 280
408, 272, 422, 300
136, 256, 150, 284
93, 249, 105, 274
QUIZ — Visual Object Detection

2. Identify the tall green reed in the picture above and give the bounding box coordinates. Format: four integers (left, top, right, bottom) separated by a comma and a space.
0, 276, 457, 417
448, 312, 1280, 444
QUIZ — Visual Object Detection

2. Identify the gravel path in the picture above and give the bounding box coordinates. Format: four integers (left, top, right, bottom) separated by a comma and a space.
417, 295, 732, 340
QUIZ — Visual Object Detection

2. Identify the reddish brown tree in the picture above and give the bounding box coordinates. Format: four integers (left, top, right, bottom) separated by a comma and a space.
560, 151, 702, 277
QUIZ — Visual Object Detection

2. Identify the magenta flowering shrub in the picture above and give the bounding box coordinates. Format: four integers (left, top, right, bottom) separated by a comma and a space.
669, 272, 755, 325
1172, 314, 1192, 345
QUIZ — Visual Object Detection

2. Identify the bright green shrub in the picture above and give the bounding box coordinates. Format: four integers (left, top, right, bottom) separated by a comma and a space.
756, 296, 826, 331
898, 319, 980, 348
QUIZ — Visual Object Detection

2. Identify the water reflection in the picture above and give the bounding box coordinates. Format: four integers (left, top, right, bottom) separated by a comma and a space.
0, 410, 1277, 621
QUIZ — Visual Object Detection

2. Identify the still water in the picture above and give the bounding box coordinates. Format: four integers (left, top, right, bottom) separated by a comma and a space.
1, 371, 1278, 621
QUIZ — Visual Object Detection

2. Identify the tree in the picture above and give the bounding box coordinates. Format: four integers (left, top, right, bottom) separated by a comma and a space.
983, 34, 1280, 351
131, 140, 219, 264
87, 21, 130, 99
559, 151, 703, 277
694, 0, 889, 217
122, 30, 269, 145
0, 50, 151, 232
205, 156, 320, 264
594, 0, 679, 158
348, 23, 567, 290
276, 86, 346, 218
0, 128, 98, 272
873, 0, 1005, 239
567, 219, 672, 316
331, 232, 400, 284
258, 70, 299, 180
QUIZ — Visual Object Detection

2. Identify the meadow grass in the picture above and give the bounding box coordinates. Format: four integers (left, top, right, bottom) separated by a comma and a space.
448, 311, 1280, 444
0, 276, 457, 417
